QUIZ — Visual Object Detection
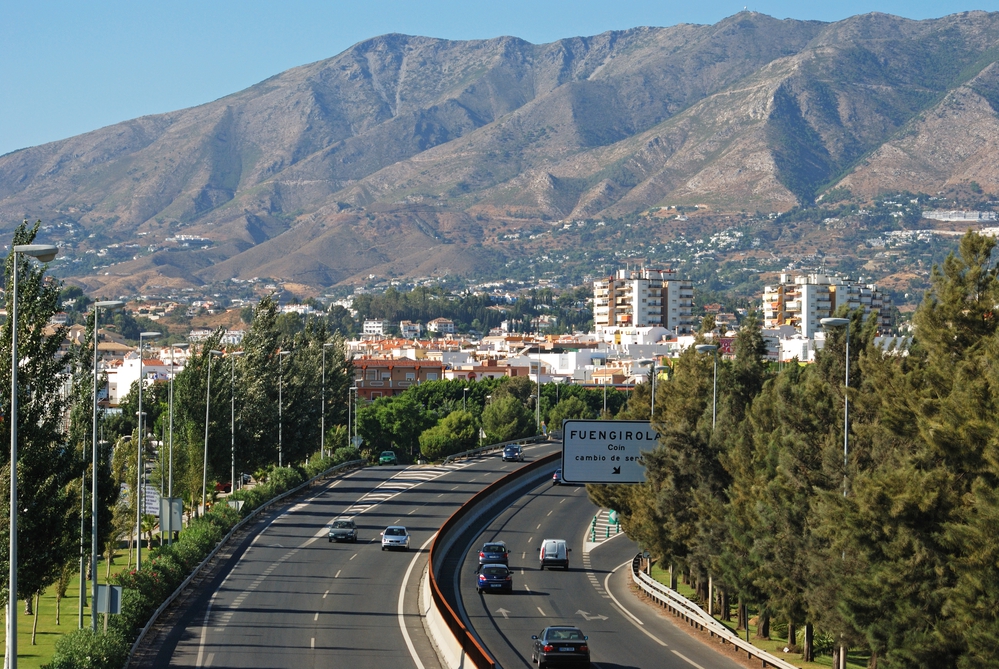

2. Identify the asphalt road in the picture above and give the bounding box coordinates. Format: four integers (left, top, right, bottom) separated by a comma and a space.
457, 479, 747, 669
150, 442, 560, 669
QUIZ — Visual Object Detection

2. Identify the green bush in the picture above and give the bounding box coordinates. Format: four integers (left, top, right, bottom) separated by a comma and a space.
46, 628, 130, 669
333, 445, 360, 464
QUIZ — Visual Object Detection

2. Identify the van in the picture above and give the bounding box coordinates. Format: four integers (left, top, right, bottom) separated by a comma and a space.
538, 539, 571, 570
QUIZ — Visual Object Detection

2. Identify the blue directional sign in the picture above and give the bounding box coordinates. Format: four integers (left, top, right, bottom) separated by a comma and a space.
561, 419, 656, 484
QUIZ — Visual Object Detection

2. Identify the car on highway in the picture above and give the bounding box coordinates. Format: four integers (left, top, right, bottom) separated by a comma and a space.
328, 519, 357, 543
379, 450, 399, 466
538, 538, 571, 570
476, 564, 513, 593
381, 525, 410, 551
552, 468, 563, 485
478, 541, 509, 566
531, 626, 590, 668
502, 444, 524, 462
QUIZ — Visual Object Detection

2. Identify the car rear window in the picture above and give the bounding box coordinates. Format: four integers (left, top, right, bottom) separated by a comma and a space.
482, 567, 509, 576
483, 544, 505, 552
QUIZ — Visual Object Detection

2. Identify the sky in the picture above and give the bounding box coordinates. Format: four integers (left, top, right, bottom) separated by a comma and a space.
2, 1, 996, 156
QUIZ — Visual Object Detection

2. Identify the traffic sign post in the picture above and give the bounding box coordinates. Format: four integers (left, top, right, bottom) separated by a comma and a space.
561, 419, 656, 484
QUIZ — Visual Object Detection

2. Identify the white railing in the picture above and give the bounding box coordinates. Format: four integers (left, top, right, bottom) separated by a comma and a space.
630, 556, 800, 669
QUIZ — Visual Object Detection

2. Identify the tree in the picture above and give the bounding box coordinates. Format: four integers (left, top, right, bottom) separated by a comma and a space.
548, 396, 594, 428
420, 410, 478, 460
481, 395, 535, 443
0, 220, 79, 622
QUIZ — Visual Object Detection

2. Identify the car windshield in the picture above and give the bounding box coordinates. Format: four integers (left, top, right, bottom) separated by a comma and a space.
332, 521, 352, 528
385, 527, 406, 536
544, 542, 558, 552
483, 544, 505, 553
482, 566, 508, 576
381, 451, 394, 457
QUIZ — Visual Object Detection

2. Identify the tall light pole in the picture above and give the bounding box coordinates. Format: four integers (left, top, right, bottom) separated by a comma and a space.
635, 358, 659, 417
229, 350, 243, 491
167, 342, 188, 542
462, 387, 468, 412
695, 345, 718, 429
202, 349, 224, 515
821, 315, 851, 669
277, 350, 290, 467
536, 344, 542, 433
320, 343, 335, 460
348, 386, 358, 448
135, 331, 160, 572
7, 243, 58, 669
90, 300, 122, 631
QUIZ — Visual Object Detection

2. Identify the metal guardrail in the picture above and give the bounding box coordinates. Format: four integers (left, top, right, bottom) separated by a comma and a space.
442, 435, 545, 465
629, 556, 799, 669
429, 452, 560, 669
123, 459, 364, 668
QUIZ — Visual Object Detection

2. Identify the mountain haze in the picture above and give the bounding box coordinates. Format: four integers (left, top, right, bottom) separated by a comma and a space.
2, 10, 999, 293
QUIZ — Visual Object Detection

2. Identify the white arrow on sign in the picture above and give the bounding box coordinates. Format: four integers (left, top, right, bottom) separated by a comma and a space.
576, 610, 608, 621
496, 608, 510, 619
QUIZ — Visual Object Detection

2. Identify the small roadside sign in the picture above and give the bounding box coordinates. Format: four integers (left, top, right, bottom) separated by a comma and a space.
561, 419, 656, 484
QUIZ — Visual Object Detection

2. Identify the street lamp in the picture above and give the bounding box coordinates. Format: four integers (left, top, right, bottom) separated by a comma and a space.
202, 349, 224, 515
135, 330, 160, 572
820, 316, 850, 669
320, 343, 336, 460
90, 300, 122, 630
167, 342, 189, 539
229, 350, 243, 491
8, 243, 58, 669
462, 387, 468, 411
277, 351, 291, 467
348, 386, 358, 449
695, 345, 718, 429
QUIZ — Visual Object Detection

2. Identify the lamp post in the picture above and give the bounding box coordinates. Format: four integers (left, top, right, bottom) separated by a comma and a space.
90, 300, 122, 630
229, 350, 243, 491
277, 351, 290, 467
167, 343, 188, 539
635, 358, 658, 417
202, 349, 224, 515
348, 386, 358, 448
320, 343, 335, 460
462, 387, 468, 412
820, 315, 851, 669
535, 344, 542, 433
7, 243, 58, 669
695, 345, 718, 429
135, 331, 160, 572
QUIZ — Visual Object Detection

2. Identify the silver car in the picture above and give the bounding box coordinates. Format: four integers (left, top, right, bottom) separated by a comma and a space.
381, 525, 411, 551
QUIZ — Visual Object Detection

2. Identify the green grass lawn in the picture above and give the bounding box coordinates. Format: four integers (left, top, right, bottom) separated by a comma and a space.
649, 564, 869, 669
0, 549, 134, 669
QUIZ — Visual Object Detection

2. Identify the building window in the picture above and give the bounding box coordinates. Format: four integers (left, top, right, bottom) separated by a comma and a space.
367, 369, 378, 380
406, 372, 415, 381
426, 373, 438, 380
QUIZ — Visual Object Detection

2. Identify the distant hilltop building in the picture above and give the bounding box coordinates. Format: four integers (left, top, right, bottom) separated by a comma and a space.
593, 268, 694, 335
763, 273, 893, 337
923, 210, 997, 222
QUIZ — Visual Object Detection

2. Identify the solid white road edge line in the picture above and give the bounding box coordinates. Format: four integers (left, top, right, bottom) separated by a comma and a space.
671, 649, 707, 669
604, 561, 668, 647
399, 532, 438, 669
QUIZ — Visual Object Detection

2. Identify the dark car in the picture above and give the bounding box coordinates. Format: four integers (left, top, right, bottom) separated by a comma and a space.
477, 564, 513, 594
552, 468, 563, 486
328, 519, 357, 543
502, 445, 524, 462
532, 626, 590, 668
214, 481, 232, 494
478, 541, 509, 566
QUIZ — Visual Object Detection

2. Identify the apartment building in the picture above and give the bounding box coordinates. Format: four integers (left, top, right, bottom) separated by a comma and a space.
593, 268, 694, 335
763, 273, 893, 336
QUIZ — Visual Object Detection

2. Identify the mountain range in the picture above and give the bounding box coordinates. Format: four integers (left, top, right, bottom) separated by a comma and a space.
2, 10, 999, 295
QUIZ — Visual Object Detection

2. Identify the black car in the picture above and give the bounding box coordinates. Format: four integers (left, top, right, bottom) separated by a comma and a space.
328, 519, 358, 543
478, 541, 509, 566
531, 626, 590, 668
476, 564, 513, 593
502, 445, 524, 462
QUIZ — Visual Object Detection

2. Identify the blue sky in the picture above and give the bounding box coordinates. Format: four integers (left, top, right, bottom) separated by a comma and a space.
1, 1, 995, 156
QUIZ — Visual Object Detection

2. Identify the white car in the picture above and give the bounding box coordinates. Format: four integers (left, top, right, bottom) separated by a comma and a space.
381, 525, 411, 551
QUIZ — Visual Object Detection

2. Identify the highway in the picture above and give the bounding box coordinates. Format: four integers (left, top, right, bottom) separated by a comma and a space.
149, 442, 560, 669
457, 478, 747, 669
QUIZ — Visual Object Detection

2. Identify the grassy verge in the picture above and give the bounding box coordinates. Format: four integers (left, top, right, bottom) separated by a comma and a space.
648, 564, 869, 669
0, 550, 132, 669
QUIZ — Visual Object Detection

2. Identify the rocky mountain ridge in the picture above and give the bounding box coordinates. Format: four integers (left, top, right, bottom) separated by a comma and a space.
2, 10, 999, 295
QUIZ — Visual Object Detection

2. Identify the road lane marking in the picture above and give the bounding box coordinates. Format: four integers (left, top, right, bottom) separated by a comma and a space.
451, 485, 460, 490
528, 537, 533, 543
560, 499, 565, 503
536, 523, 541, 529
324, 590, 329, 598
522, 552, 526, 559
603, 561, 667, 647
547, 510, 553, 516
205, 652, 214, 666
314, 612, 319, 621
672, 650, 707, 669
335, 570, 341, 578
311, 637, 315, 649
525, 584, 531, 592
408, 508, 417, 514
437, 493, 444, 497
350, 553, 357, 560
398, 532, 438, 669
537, 607, 546, 616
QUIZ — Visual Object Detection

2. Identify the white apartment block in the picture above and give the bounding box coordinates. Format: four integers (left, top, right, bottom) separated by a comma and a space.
593, 268, 694, 335
363, 319, 389, 336
763, 273, 893, 336
399, 320, 422, 339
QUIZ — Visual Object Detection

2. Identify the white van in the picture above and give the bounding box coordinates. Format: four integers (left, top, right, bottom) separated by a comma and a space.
538, 539, 571, 570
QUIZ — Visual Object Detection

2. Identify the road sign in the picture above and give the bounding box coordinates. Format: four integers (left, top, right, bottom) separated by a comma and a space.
160, 497, 183, 533
143, 484, 161, 516
351, 435, 364, 447
95, 585, 122, 614
561, 419, 656, 484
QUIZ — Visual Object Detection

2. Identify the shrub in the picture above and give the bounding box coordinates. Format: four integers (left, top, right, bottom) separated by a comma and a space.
46, 628, 130, 669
